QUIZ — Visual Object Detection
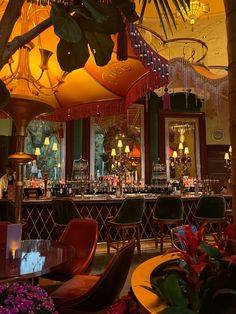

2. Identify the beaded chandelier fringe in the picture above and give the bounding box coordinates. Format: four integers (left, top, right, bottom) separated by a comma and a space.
27, 0, 112, 5
27, 0, 74, 6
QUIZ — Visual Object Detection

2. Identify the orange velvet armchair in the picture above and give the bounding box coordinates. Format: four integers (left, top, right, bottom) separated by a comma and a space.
50, 240, 135, 313
43, 218, 98, 282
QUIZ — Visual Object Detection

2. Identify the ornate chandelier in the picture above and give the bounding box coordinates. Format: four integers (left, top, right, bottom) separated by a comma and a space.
179, 1, 210, 30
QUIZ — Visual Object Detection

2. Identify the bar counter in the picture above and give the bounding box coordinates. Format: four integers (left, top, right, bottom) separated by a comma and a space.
11, 194, 232, 242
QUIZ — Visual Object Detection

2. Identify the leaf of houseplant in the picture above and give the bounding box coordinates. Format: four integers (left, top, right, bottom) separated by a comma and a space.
165, 273, 187, 307
77, 3, 125, 34
200, 243, 222, 259
51, 4, 82, 43
57, 38, 89, 72
159, 306, 197, 314
85, 32, 114, 66
112, 0, 139, 22
0, 79, 10, 109
159, 306, 195, 314
139, 0, 189, 37
82, 0, 108, 23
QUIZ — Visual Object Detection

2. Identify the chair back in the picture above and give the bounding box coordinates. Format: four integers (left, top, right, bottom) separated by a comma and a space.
170, 224, 198, 251
63, 240, 135, 312
0, 200, 15, 222
113, 197, 145, 224
195, 195, 226, 219
153, 195, 183, 220
52, 198, 81, 225
59, 218, 98, 276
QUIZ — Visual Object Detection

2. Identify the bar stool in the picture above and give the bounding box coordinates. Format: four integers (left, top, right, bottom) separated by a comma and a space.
194, 194, 226, 241
105, 197, 145, 254
153, 195, 184, 252
52, 198, 81, 239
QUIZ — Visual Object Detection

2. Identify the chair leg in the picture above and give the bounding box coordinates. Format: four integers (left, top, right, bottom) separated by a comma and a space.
136, 226, 141, 255
160, 224, 164, 253
153, 222, 158, 248
106, 224, 110, 254
122, 228, 126, 246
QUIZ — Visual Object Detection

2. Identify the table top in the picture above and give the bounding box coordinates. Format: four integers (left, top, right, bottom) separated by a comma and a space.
131, 252, 180, 314
0, 239, 75, 280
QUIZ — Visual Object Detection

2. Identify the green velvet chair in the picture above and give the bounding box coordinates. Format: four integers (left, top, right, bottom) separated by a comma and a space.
105, 197, 145, 254
52, 198, 81, 239
153, 195, 184, 252
194, 194, 226, 241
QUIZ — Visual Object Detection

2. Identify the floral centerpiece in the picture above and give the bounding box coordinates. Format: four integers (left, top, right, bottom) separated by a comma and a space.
145, 224, 236, 314
0, 282, 58, 313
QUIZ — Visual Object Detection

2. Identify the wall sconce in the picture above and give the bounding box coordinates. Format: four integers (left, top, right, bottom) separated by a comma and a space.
224, 145, 232, 173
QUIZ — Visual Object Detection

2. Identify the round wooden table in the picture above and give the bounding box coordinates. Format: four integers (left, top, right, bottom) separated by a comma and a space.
131, 252, 180, 314
0, 239, 75, 282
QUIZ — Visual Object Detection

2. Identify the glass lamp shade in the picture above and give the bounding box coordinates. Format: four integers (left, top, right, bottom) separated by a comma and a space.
52, 143, 58, 152
111, 148, 116, 157
117, 140, 123, 148
125, 145, 130, 153
229, 146, 232, 153
224, 153, 230, 160
35, 147, 41, 156
172, 150, 178, 158
44, 137, 50, 146
178, 142, 184, 150
184, 147, 189, 155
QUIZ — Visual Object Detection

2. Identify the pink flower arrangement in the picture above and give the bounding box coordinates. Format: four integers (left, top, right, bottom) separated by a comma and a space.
0, 282, 58, 313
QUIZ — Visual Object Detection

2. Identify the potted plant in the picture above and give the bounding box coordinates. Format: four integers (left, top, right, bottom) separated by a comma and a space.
144, 224, 236, 314
0, 282, 58, 313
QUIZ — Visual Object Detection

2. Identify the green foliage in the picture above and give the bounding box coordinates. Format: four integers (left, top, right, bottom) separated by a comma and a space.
85, 32, 114, 66
143, 225, 236, 313
57, 37, 89, 71
139, 0, 190, 38
51, 1, 138, 71
51, 4, 82, 43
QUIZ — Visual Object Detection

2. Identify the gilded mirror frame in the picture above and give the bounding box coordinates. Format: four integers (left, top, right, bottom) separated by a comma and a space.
90, 104, 145, 182
158, 112, 207, 179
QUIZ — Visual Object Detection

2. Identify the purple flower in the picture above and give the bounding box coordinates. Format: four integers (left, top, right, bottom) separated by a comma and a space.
0, 283, 58, 314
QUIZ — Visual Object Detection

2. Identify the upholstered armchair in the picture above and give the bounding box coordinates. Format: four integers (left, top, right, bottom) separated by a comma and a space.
50, 240, 135, 313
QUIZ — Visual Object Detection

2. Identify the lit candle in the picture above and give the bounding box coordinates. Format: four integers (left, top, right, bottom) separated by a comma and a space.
11, 249, 16, 260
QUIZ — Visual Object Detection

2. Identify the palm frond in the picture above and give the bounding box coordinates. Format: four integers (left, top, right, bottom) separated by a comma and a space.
139, 0, 190, 38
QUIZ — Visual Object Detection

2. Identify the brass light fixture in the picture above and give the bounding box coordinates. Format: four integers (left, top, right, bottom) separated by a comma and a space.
27, 0, 74, 5
179, 1, 210, 31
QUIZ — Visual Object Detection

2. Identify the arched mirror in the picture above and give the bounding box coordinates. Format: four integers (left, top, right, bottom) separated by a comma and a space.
158, 112, 207, 180
90, 104, 145, 182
